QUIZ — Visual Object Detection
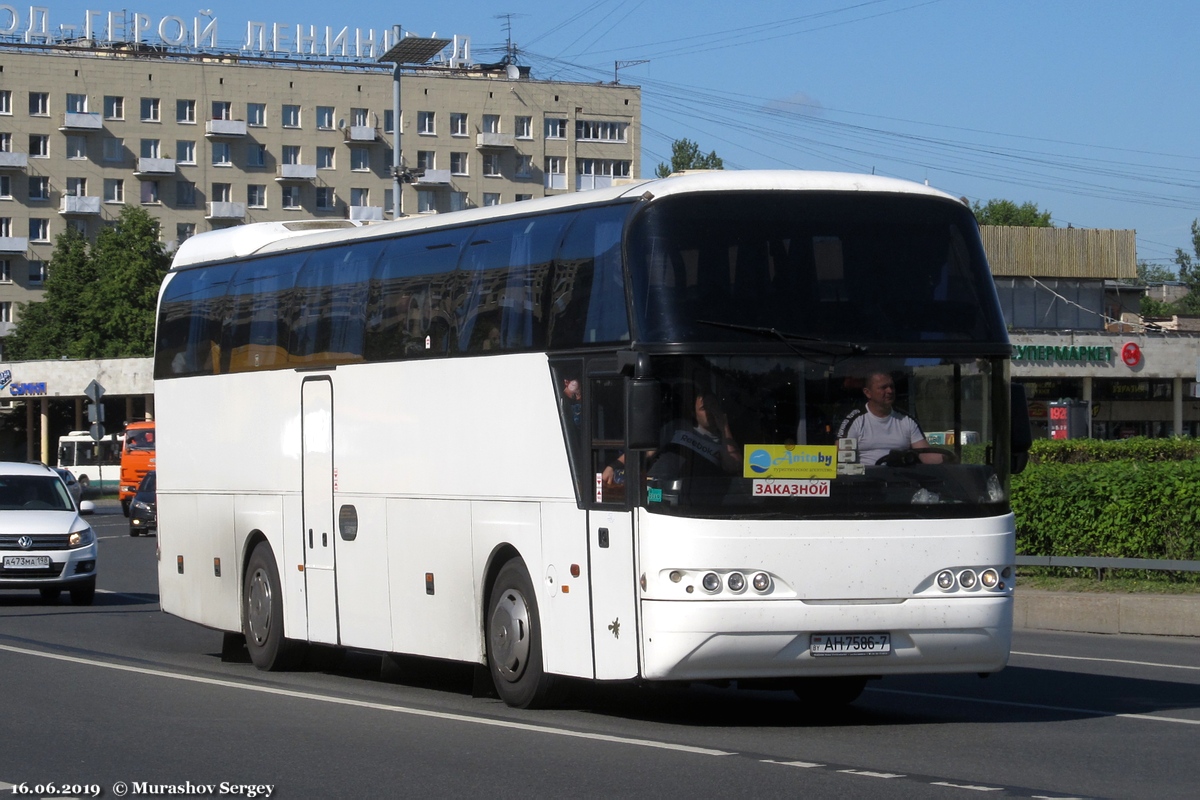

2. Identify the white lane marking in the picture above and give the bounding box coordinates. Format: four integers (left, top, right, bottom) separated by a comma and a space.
870, 687, 1200, 726
1012, 650, 1200, 673
839, 769, 905, 778
931, 781, 1004, 792
762, 759, 825, 768
0, 643, 733, 758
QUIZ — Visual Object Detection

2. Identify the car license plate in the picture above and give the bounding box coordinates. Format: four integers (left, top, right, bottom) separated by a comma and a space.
3, 555, 51, 569
810, 633, 891, 657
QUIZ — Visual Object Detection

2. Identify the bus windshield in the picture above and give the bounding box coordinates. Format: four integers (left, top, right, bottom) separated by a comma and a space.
633, 354, 1009, 520
627, 191, 1007, 347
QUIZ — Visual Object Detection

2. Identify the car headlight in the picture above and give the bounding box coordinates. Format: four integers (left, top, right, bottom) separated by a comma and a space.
133, 501, 152, 512
69, 528, 95, 548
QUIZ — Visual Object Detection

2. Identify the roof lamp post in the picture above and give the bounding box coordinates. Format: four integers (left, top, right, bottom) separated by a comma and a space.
379, 27, 451, 218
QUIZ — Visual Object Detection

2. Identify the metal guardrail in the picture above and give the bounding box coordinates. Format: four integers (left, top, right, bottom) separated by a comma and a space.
1016, 555, 1200, 573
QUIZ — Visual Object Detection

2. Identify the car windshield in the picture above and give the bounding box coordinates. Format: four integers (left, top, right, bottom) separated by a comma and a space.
139, 472, 156, 493
126, 429, 155, 451
0, 475, 74, 511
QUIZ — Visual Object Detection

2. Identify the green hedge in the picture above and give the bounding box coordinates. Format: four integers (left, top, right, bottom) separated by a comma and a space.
1012, 438, 1200, 563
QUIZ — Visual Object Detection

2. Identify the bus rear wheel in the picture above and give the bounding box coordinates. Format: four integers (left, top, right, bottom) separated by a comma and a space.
486, 559, 558, 708
242, 542, 300, 671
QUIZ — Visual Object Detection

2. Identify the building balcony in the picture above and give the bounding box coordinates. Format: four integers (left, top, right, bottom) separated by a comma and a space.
205, 119, 248, 137
476, 132, 515, 149
0, 236, 29, 253
348, 205, 384, 221
135, 157, 177, 175
207, 201, 246, 220
59, 195, 101, 215
415, 169, 452, 186
60, 112, 103, 131
0, 152, 29, 170
576, 175, 616, 192
276, 164, 317, 181
544, 174, 567, 191
344, 126, 380, 143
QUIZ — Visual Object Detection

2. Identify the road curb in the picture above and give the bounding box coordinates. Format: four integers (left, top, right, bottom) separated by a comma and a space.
1014, 590, 1200, 637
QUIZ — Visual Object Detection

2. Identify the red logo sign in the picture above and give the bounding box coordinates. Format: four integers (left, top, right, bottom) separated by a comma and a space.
1121, 342, 1142, 367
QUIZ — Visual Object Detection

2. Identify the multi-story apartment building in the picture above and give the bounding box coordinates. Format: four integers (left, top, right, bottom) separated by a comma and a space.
0, 40, 641, 345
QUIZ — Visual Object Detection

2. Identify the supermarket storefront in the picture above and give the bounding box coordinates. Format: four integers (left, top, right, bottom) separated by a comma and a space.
1012, 333, 1200, 439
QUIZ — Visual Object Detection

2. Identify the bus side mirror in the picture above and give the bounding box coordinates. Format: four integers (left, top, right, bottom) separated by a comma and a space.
1011, 383, 1032, 475
627, 379, 662, 450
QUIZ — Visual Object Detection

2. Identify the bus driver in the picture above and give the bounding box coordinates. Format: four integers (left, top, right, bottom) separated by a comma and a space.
838, 371, 942, 466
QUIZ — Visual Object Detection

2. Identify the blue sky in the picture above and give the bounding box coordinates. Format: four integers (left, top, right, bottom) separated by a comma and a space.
28, 1, 1200, 266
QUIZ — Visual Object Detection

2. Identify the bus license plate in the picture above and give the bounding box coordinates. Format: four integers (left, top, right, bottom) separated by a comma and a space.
3, 555, 51, 569
810, 633, 891, 657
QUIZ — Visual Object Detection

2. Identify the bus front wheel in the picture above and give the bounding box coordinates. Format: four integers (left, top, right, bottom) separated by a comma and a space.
486, 559, 558, 708
242, 543, 299, 671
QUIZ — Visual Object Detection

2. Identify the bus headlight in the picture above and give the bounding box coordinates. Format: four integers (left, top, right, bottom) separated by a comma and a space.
701, 572, 721, 593
936, 569, 955, 590
727, 572, 746, 592
958, 569, 978, 589
752, 572, 771, 592
980, 568, 1000, 589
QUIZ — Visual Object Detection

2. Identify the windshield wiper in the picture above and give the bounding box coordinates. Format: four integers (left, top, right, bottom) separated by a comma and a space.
695, 320, 868, 356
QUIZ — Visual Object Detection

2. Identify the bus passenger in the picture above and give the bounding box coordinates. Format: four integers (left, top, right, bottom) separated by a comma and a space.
641, 387, 742, 482
838, 371, 942, 465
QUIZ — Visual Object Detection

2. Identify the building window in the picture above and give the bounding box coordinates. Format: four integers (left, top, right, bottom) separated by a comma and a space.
29, 134, 48, 158
176, 181, 195, 207
0, 301, 10, 322
545, 118, 566, 139
177, 223, 195, 243
0, 261, 10, 284
177, 140, 196, 164
140, 139, 161, 159
282, 145, 301, 166
450, 112, 467, 137
351, 148, 370, 171
0, 90, 10, 115
66, 93, 88, 113
247, 143, 266, 168
544, 156, 566, 190
66, 136, 87, 160
576, 120, 628, 142
212, 142, 232, 166
140, 97, 160, 122
212, 101, 232, 121
28, 261, 46, 285
66, 177, 87, 197
247, 103, 266, 127
317, 147, 335, 169
316, 186, 335, 210
29, 218, 49, 242
416, 190, 435, 214
140, 180, 160, 205
211, 183, 231, 203
515, 154, 532, 178
418, 111, 435, 135
483, 192, 501, 207
350, 187, 369, 207
104, 179, 124, 203
351, 107, 368, 126
383, 110, 395, 133
515, 193, 533, 202
483, 152, 501, 177
282, 104, 301, 128
0, 132, 8, 152
103, 137, 123, 162
417, 151, 435, 171
176, 99, 196, 123
28, 176, 49, 201
0, 175, 10, 199
482, 114, 500, 134
0, 217, 9, 236
515, 116, 532, 139
66, 218, 86, 236
29, 92, 49, 116
103, 95, 123, 120
450, 152, 469, 176
281, 185, 301, 209
317, 106, 334, 130
247, 184, 266, 208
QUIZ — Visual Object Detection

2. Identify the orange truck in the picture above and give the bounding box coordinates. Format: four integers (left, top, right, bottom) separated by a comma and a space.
119, 421, 156, 517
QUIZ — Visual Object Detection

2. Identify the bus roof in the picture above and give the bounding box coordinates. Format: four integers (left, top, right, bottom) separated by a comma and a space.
169, 170, 962, 270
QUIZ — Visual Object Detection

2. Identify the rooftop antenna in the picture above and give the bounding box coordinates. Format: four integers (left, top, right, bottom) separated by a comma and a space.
494, 12, 527, 65
614, 59, 649, 84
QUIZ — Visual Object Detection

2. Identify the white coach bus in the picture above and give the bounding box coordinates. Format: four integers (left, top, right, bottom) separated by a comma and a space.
154, 170, 1030, 708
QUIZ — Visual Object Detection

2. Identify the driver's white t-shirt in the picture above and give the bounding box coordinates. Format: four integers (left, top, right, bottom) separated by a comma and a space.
844, 406, 926, 465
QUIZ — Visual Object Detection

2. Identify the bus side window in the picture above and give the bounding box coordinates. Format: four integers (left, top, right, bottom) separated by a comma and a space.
589, 376, 626, 505
548, 204, 630, 348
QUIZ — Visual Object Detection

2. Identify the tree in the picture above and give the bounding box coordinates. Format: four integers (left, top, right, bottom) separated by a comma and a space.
655, 138, 724, 178
1134, 259, 1177, 286
6, 206, 170, 360
971, 199, 1053, 227
1171, 219, 1200, 315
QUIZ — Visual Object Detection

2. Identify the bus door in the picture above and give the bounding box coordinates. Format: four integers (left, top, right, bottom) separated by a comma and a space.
301, 377, 339, 644
586, 372, 639, 680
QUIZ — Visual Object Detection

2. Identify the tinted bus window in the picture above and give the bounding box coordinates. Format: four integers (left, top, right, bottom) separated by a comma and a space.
291, 241, 379, 366
366, 228, 466, 360
225, 253, 302, 372
548, 203, 630, 347
155, 262, 238, 379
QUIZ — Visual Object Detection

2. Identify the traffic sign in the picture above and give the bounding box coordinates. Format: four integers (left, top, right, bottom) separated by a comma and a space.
84, 380, 106, 441
84, 379, 105, 403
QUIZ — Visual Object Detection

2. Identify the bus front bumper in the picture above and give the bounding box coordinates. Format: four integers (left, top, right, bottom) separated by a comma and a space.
640, 595, 1012, 681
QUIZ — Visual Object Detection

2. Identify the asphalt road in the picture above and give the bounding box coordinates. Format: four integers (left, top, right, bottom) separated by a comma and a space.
1, 502, 1197, 799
